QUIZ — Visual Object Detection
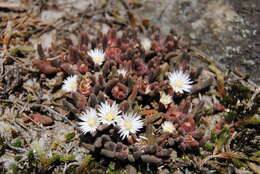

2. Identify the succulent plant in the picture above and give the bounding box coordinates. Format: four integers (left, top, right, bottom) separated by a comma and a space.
31, 27, 210, 166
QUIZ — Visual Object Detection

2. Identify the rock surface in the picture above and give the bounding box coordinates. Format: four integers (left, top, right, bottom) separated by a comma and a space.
135, 0, 260, 85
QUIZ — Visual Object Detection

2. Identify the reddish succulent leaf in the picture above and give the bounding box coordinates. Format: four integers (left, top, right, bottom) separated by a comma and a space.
152, 42, 162, 52
33, 59, 59, 74
60, 63, 77, 75
79, 79, 92, 96
178, 120, 196, 135
105, 47, 122, 63
180, 135, 199, 149
214, 103, 225, 112
31, 114, 54, 126
167, 111, 187, 124
112, 82, 129, 100
107, 28, 118, 46
133, 58, 148, 75
77, 62, 89, 73
72, 92, 87, 110
68, 46, 80, 64
142, 110, 158, 115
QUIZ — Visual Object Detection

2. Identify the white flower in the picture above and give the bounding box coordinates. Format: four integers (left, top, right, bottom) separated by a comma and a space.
117, 69, 127, 77
98, 101, 121, 125
87, 48, 105, 65
117, 112, 144, 140
141, 38, 152, 51
162, 121, 175, 133
160, 92, 173, 106
78, 108, 100, 134
168, 70, 193, 93
62, 75, 78, 92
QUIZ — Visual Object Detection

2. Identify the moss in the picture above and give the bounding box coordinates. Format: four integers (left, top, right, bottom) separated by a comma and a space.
249, 156, 260, 163
61, 155, 75, 162
221, 81, 257, 123
11, 139, 24, 148
46, 154, 60, 166
65, 132, 75, 142
231, 129, 259, 154
27, 94, 35, 101
232, 83, 251, 100
213, 127, 230, 154
204, 108, 214, 116
210, 131, 217, 142
27, 150, 37, 165
9, 46, 34, 57
222, 82, 252, 107
106, 162, 116, 173
9, 163, 19, 174
204, 143, 214, 151
222, 94, 234, 106
15, 155, 23, 161
252, 150, 260, 157
224, 111, 237, 123
231, 158, 247, 168
105, 162, 127, 174
65, 165, 77, 174
76, 155, 97, 173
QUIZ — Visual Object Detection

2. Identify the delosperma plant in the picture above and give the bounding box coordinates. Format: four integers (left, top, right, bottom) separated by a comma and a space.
28, 25, 260, 173
32, 27, 207, 166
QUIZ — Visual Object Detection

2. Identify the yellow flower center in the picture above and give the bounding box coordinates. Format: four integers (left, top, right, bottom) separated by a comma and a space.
105, 113, 114, 121
161, 96, 172, 104
69, 81, 77, 89
165, 126, 173, 132
142, 40, 151, 51
88, 119, 96, 127
175, 80, 183, 88
124, 121, 133, 131
144, 43, 149, 49
94, 57, 101, 64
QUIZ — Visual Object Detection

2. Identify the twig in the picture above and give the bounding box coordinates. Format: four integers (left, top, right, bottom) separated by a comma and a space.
18, 101, 30, 114
63, 162, 80, 174
199, 155, 219, 169
13, 121, 31, 145
16, 155, 29, 164
6, 143, 27, 153
247, 162, 260, 174
246, 87, 260, 110
0, 61, 31, 81
225, 132, 238, 152
118, 0, 129, 10
0, 59, 4, 76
